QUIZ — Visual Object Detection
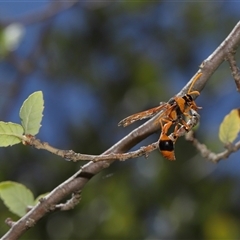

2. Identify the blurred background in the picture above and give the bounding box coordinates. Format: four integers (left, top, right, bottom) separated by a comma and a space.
0, 2, 240, 239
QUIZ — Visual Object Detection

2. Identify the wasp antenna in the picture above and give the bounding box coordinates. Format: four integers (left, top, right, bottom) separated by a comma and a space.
188, 72, 202, 94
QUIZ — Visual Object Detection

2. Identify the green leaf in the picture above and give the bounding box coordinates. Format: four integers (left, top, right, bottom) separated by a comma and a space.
0, 181, 34, 217
219, 109, 240, 144
19, 91, 44, 135
0, 122, 24, 147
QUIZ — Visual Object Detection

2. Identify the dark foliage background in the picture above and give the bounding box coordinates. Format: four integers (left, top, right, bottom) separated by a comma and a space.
0, 2, 240, 239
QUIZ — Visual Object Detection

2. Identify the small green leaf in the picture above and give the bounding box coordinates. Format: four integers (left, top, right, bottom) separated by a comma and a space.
19, 91, 44, 135
0, 122, 24, 147
0, 181, 34, 217
219, 109, 240, 144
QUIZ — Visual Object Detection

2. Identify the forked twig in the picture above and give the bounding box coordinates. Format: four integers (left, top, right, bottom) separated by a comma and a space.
55, 191, 82, 211
186, 130, 240, 163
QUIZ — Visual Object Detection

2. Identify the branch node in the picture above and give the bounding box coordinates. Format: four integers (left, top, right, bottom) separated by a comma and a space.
63, 150, 77, 161
25, 218, 36, 228
5, 218, 15, 227
38, 197, 46, 203
55, 191, 82, 211
224, 142, 237, 151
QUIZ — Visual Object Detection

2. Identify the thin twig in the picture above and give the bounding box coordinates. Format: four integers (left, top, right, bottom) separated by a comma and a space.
23, 133, 159, 162
55, 191, 82, 211
185, 131, 240, 163
23, 110, 199, 162
226, 51, 240, 91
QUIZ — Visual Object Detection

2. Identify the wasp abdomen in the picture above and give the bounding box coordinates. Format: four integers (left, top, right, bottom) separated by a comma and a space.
158, 139, 176, 161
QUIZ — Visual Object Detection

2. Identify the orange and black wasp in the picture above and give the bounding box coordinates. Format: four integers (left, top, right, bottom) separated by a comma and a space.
159, 108, 200, 160
118, 72, 202, 160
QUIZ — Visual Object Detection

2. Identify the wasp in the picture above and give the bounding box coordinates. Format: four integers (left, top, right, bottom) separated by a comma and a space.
159, 109, 200, 160
118, 72, 202, 160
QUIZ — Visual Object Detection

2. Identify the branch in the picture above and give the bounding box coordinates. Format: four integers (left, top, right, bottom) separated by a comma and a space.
2, 21, 240, 240
185, 130, 240, 163
226, 50, 240, 91
55, 191, 82, 211
23, 111, 199, 162
23, 134, 158, 162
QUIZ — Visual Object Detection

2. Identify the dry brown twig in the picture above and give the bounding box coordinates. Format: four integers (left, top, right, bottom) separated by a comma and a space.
55, 191, 82, 211
22, 134, 158, 162
2, 21, 240, 240
185, 130, 240, 163
22, 110, 200, 163
226, 50, 240, 91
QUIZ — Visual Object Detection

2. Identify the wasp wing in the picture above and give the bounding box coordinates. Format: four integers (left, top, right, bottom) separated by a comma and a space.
118, 103, 168, 127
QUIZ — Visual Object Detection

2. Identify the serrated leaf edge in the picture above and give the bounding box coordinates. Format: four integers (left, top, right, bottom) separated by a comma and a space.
19, 91, 44, 135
